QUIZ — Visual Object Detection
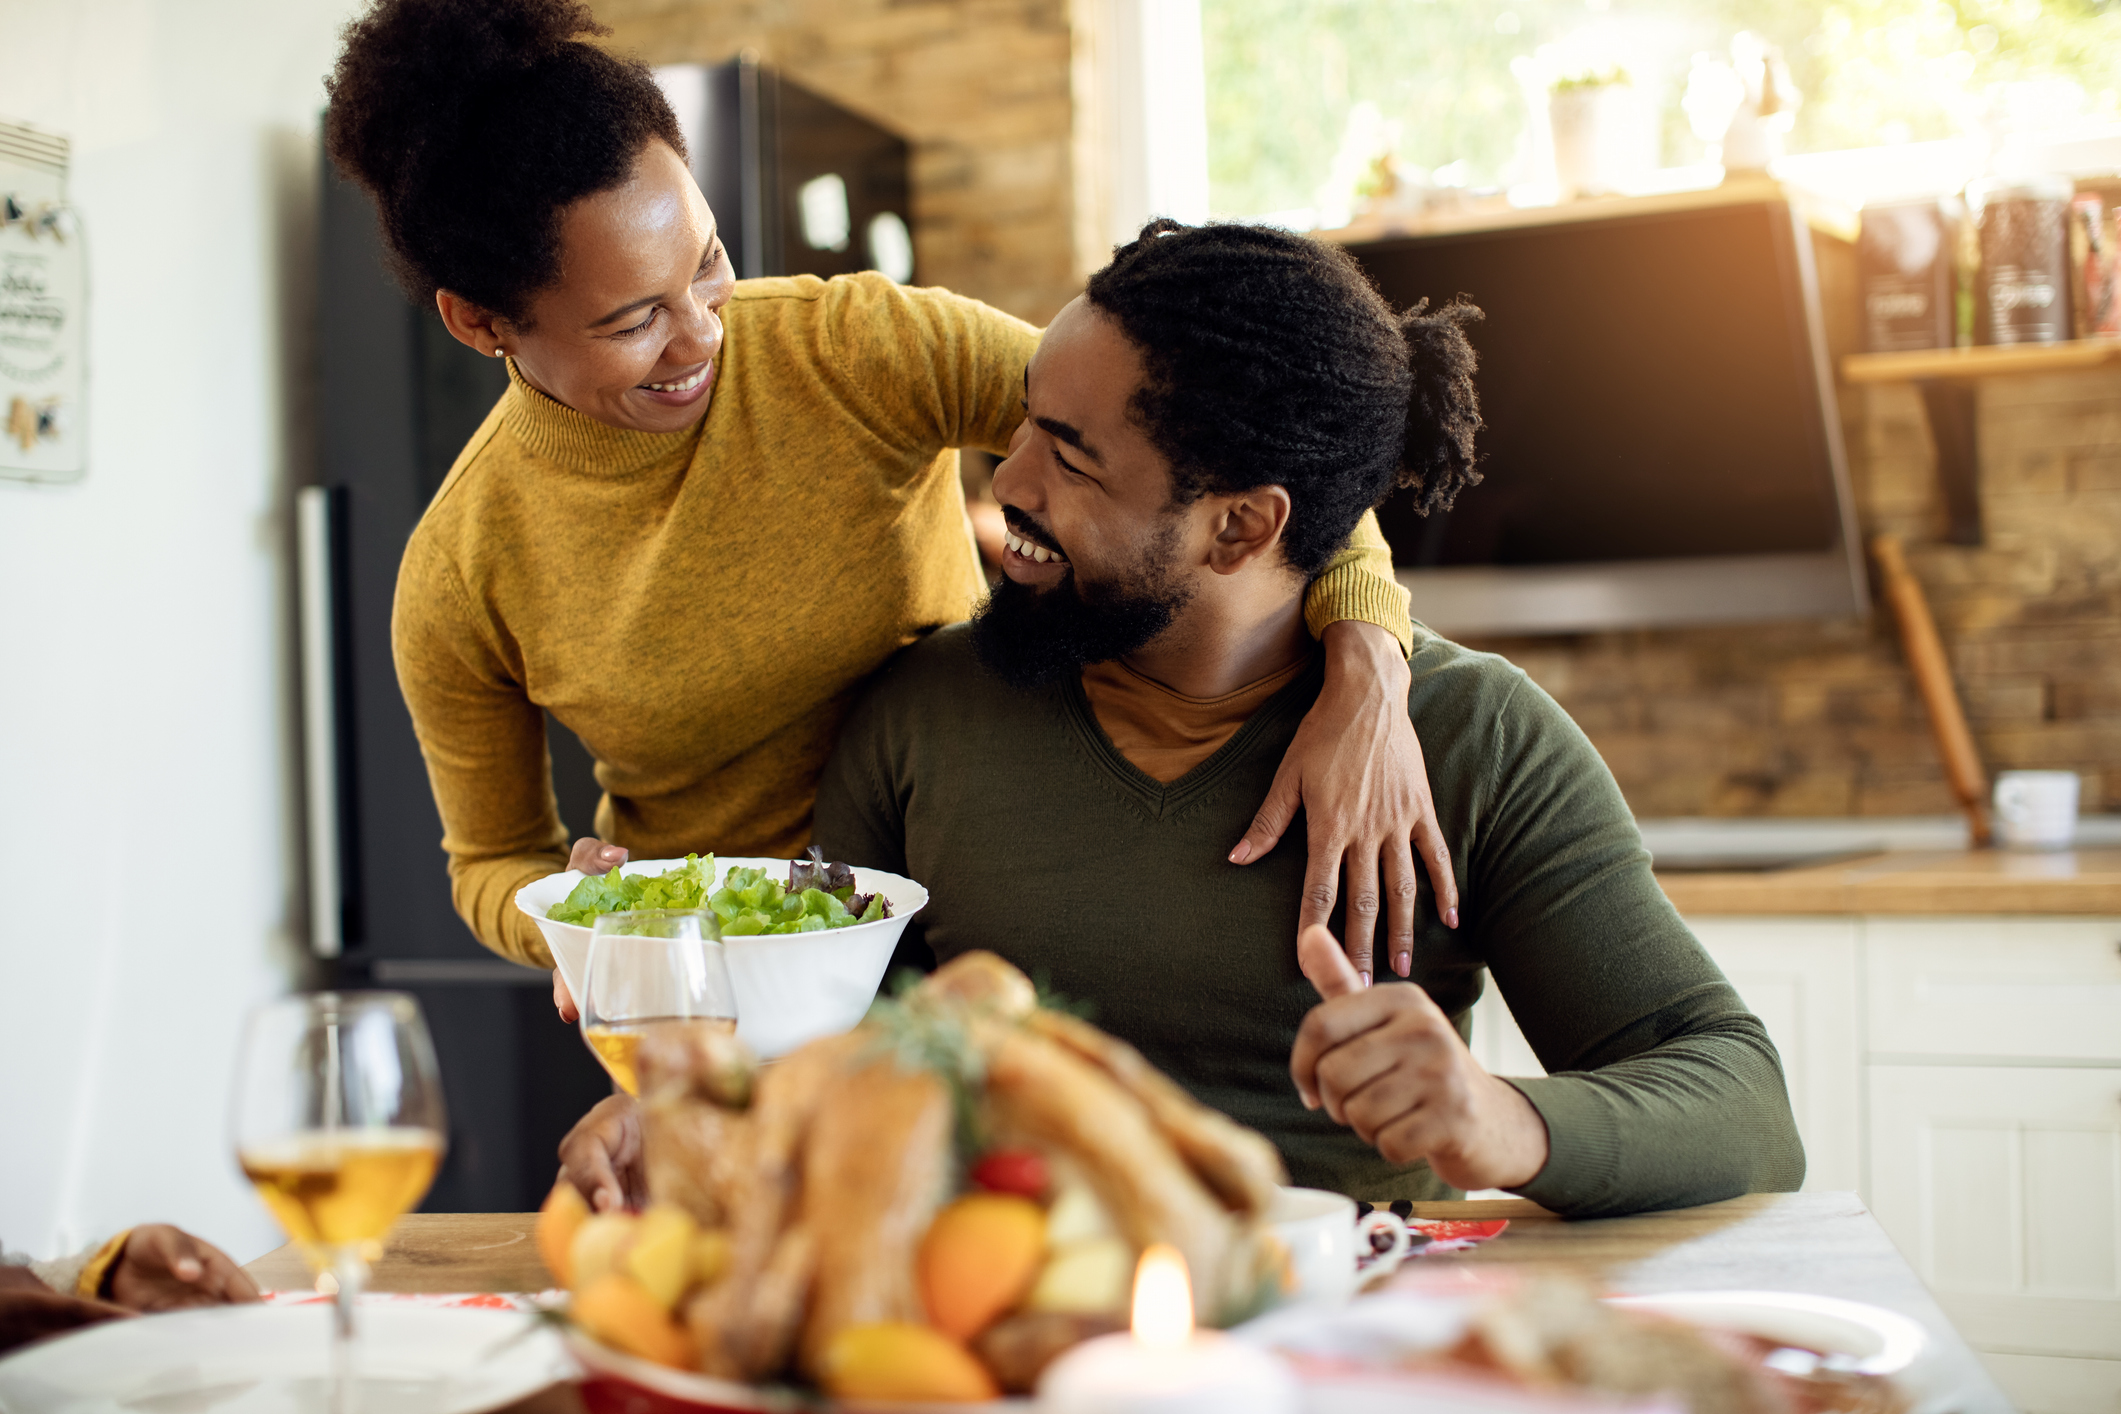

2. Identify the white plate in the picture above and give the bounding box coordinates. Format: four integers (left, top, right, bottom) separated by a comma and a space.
515, 857, 929, 1060
0, 1304, 576, 1414
1607, 1290, 1927, 1376
1242, 1285, 1926, 1380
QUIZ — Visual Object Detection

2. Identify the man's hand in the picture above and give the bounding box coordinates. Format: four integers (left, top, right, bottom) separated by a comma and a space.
1291, 925, 1548, 1193
553, 837, 627, 1023
1231, 621, 1457, 987
107, 1225, 261, 1312
559, 1095, 646, 1213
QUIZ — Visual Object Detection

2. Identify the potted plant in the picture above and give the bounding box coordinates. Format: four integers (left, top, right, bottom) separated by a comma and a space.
1546, 63, 1646, 198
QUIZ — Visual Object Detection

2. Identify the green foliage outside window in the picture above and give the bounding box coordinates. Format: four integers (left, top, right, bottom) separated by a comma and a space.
1204, 0, 2121, 219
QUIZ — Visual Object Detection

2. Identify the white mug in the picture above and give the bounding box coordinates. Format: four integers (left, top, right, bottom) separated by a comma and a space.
1993, 770, 2081, 850
1267, 1186, 1412, 1305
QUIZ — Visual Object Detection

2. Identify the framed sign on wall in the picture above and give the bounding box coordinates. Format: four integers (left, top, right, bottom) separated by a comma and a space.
0, 119, 84, 485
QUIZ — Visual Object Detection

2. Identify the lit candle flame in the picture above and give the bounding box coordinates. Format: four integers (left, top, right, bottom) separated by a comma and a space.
1130, 1243, 1194, 1349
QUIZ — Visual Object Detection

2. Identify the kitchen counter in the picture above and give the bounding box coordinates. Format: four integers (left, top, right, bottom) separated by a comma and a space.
1655, 845, 2121, 915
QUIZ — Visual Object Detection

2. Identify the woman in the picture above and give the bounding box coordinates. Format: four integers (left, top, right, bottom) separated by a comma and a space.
2, 1225, 258, 1354
325, 0, 1456, 982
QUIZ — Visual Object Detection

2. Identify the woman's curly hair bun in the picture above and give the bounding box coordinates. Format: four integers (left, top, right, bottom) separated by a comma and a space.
324, 0, 684, 321
1084, 220, 1483, 577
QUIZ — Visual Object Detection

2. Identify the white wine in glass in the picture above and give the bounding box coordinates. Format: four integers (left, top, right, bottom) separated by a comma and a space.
240, 1129, 443, 1251
581, 909, 736, 1096
232, 992, 446, 1414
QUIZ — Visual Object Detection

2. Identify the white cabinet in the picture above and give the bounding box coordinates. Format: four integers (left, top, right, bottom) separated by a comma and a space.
1688, 911, 2121, 1407
1473, 918, 1863, 1193
1475, 909, 2121, 1408
1470, 980, 1544, 1080
1689, 919, 1865, 1194
1868, 1064, 2121, 1361
1981, 1352, 2121, 1414
1864, 918, 2121, 1062
1857, 917, 2121, 1411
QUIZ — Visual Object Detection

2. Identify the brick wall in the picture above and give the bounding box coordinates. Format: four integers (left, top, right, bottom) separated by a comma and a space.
590, 0, 1083, 325
1465, 367, 2121, 816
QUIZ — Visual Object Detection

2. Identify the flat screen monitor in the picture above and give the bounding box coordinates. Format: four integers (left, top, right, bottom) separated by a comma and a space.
1344, 197, 1868, 636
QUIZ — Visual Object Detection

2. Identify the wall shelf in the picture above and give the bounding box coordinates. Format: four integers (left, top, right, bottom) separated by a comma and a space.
1843, 337, 2121, 384
1838, 337, 2121, 546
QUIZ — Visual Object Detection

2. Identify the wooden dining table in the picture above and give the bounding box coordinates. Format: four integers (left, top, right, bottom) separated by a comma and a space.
244, 1190, 2011, 1414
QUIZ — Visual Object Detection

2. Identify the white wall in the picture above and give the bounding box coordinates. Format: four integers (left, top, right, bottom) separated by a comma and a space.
0, 0, 360, 1263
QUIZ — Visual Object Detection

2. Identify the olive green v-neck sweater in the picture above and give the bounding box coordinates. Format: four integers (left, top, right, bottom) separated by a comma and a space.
392, 273, 1411, 966
813, 624, 1805, 1217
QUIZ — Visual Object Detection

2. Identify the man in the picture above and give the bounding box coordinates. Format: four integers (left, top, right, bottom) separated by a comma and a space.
808, 220, 1804, 1214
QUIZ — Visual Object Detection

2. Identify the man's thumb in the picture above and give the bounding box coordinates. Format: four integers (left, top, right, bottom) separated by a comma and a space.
1299, 923, 1363, 1000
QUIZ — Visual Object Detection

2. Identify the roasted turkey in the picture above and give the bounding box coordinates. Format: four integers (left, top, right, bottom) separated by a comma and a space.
633, 950, 1291, 1386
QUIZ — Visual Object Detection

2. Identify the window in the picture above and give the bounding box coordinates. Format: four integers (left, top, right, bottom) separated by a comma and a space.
1203, 0, 2121, 222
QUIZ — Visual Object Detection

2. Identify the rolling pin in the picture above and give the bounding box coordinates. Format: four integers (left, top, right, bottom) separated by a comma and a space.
1871, 533, 1992, 846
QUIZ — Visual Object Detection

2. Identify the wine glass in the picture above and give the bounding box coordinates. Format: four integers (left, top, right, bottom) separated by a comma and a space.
580, 909, 736, 1096
232, 992, 447, 1414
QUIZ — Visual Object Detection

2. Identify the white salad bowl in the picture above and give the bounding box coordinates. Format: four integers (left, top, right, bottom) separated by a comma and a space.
514, 856, 928, 1060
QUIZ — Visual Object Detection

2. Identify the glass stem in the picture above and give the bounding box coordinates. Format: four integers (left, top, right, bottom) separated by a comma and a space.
331, 1248, 363, 1414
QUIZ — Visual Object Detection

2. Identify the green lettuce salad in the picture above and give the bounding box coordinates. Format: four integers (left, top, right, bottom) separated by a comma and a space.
544, 852, 716, 925
545, 848, 891, 934
710, 864, 889, 935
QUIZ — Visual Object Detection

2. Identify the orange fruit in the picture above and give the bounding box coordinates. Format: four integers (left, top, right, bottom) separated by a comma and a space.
917, 1193, 1048, 1340
571, 1272, 695, 1369
535, 1181, 589, 1287
818, 1322, 1000, 1402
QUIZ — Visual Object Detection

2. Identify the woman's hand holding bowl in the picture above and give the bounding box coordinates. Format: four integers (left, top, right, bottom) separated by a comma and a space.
553, 837, 628, 1022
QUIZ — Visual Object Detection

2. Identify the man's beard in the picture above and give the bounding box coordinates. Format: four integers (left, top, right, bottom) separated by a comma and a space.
970, 525, 1194, 690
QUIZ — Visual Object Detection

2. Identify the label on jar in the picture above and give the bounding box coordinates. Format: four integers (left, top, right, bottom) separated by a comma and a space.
1865, 277, 1947, 350
1989, 266, 2061, 315
1979, 195, 2071, 345
1860, 200, 1956, 352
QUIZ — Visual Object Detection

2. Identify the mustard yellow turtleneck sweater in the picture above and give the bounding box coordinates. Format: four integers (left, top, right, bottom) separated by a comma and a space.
392, 272, 1413, 966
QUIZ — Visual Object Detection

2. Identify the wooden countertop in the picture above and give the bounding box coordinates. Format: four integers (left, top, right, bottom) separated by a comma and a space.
244, 1211, 546, 1295
245, 1193, 2006, 1414
1656, 845, 2121, 915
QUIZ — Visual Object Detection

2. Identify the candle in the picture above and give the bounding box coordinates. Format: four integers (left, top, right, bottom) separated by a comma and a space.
1037, 1244, 1299, 1414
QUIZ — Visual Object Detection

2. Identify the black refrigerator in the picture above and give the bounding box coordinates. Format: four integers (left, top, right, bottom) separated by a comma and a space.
301, 57, 915, 1213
